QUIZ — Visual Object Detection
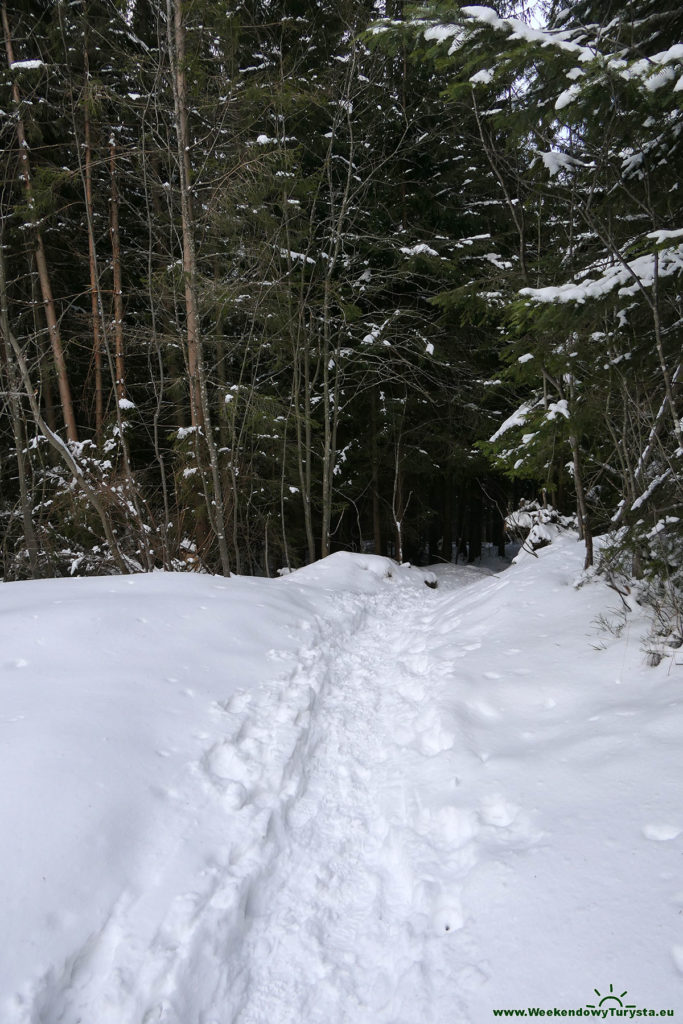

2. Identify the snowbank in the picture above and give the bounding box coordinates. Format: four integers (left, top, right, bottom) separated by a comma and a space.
1, 544, 681, 1021
284, 550, 437, 591
0, 557, 429, 1020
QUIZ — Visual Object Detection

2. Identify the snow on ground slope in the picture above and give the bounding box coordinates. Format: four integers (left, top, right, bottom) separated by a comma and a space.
1, 540, 681, 1022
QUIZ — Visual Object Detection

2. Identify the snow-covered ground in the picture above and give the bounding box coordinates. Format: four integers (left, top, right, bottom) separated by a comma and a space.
1, 537, 681, 1023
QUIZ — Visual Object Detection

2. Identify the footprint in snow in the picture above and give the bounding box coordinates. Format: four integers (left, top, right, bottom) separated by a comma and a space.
399, 652, 430, 677
429, 805, 479, 848
204, 742, 259, 792
642, 823, 681, 841
479, 794, 542, 848
479, 794, 519, 829
455, 964, 490, 992
420, 727, 456, 756
467, 699, 500, 720
397, 679, 425, 701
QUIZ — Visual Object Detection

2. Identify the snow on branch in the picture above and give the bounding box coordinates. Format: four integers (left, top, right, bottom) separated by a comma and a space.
460, 6, 595, 61
9, 59, 45, 70
619, 44, 683, 92
459, 9, 683, 101
489, 401, 532, 442
520, 245, 683, 305
538, 150, 588, 177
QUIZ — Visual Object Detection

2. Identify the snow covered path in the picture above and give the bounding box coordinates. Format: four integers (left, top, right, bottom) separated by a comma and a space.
226, 573, 505, 1024
107, 571, 505, 1024
3, 542, 683, 1023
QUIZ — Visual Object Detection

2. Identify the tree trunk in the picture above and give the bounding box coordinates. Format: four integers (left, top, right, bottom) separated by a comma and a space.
392, 439, 404, 564
441, 473, 453, 562
167, 0, 202, 429
109, 140, 126, 404
167, 0, 231, 576
2, 2, 78, 443
569, 433, 593, 569
0, 238, 40, 576
0, 244, 129, 573
371, 391, 383, 556
293, 336, 316, 563
467, 485, 482, 564
83, 66, 104, 442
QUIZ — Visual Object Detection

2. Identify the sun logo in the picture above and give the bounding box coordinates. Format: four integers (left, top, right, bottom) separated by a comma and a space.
585, 983, 636, 1010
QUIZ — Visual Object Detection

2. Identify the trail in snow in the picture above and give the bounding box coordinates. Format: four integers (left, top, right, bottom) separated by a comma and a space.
88, 563, 539, 1024
29, 565, 526, 1024
226, 568, 538, 1024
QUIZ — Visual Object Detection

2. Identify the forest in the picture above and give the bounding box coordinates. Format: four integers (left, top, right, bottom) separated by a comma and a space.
0, 0, 681, 632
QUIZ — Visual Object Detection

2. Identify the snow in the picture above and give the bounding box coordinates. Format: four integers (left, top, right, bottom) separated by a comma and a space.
648, 227, 683, 244
460, 6, 682, 101
1, 543, 682, 1022
539, 150, 578, 176
10, 59, 45, 70
422, 23, 464, 55
279, 247, 316, 265
399, 242, 439, 257
622, 45, 683, 92
546, 398, 570, 420
521, 244, 683, 304
631, 469, 671, 511
460, 6, 594, 61
489, 400, 532, 441
423, 25, 460, 43
555, 82, 582, 109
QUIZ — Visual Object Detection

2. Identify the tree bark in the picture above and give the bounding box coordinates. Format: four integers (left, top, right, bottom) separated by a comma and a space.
441, 473, 453, 562
0, 237, 40, 576
371, 390, 383, 556
569, 433, 593, 569
83, 64, 104, 441
109, 140, 126, 404
319, 64, 356, 557
467, 485, 482, 564
166, 0, 202, 429
0, 244, 129, 573
2, 2, 78, 443
166, 0, 231, 575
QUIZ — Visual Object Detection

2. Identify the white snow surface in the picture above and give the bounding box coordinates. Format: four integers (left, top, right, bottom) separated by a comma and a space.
9, 59, 45, 70
1, 542, 682, 1022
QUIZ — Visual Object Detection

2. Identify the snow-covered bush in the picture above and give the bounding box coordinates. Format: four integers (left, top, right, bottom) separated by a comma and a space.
598, 526, 683, 666
506, 499, 575, 557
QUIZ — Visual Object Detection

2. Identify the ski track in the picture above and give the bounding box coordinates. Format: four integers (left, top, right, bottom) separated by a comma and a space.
27, 569, 541, 1024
